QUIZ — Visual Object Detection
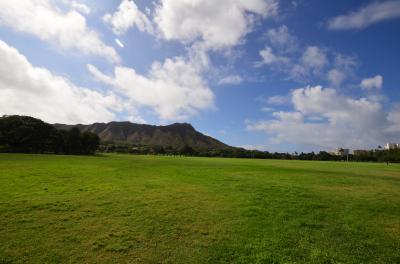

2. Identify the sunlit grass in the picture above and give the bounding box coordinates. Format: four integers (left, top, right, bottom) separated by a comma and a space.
1, 154, 399, 263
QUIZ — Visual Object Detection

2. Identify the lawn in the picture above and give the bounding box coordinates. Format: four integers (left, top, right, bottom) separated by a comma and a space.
0, 154, 399, 263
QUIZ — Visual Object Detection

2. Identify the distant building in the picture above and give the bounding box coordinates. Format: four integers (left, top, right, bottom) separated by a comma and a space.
384, 143, 400, 150
332, 148, 350, 156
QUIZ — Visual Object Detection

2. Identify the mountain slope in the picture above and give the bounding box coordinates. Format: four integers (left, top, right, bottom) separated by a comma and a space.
54, 122, 231, 150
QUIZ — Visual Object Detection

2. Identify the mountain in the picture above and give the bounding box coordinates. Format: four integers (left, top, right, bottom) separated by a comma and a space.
53, 122, 231, 150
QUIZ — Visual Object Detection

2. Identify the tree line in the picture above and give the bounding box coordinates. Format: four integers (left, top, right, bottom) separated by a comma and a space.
99, 143, 400, 163
0, 115, 99, 155
2, 115, 400, 163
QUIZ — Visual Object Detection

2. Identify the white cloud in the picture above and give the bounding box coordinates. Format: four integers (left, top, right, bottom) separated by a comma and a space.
257, 95, 288, 116
258, 46, 290, 66
266, 95, 289, 105
258, 25, 362, 84
218, 75, 243, 85
266, 25, 291, 46
0, 0, 120, 63
291, 1, 300, 10
258, 25, 364, 88
327, 69, 346, 87
387, 108, 400, 133
272, 111, 304, 123
248, 86, 399, 150
301, 46, 328, 70
327, 54, 358, 87
64, 0, 91, 15
289, 46, 328, 80
103, 0, 153, 36
261, 107, 274, 112
265, 25, 297, 51
361, 75, 383, 90
257, 36, 335, 82
328, 1, 400, 30
0, 40, 123, 125
87, 56, 214, 121
153, 0, 278, 49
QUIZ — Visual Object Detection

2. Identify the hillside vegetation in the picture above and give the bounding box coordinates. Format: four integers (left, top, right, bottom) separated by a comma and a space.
0, 116, 99, 155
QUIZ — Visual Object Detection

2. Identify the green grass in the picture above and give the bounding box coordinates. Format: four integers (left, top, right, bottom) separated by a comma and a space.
0, 154, 399, 264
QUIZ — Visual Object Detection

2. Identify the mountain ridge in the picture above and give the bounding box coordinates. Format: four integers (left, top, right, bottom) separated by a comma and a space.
53, 121, 231, 150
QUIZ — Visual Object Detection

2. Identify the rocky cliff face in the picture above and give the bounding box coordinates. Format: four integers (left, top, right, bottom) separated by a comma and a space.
54, 122, 231, 150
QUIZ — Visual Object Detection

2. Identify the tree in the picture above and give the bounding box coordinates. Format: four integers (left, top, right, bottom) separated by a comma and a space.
48, 129, 67, 154
0, 116, 100, 155
152, 146, 166, 155
180, 145, 196, 156
81, 132, 100, 154
65, 127, 82, 154
0, 115, 57, 153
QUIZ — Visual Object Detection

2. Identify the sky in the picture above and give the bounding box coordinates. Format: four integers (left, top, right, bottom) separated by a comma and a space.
0, 0, 400, 153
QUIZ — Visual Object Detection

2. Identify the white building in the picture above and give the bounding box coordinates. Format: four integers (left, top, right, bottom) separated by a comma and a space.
384, 143, 400, 150
332, 148, 350, 156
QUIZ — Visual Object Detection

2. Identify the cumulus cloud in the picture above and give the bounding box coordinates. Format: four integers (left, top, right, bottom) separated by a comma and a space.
327, 69, 346, 87
361, 75, 384, 90
102, 0, 281, 100
266, 25, 292, 46
327, 54, 358, 87
0, 0, 120, 63
258, 27, 360, 85
0, 40, 123, 124
328, 0, 400, 30
64, 0, 91, 15
218, 75, 243, 85
153, 0, 278, 49
258, 25, 317, 80
387, 108, 400, 133
87, 56, 214, 121
258, 46, 290, 66
289, 46, 328, 80
301, 46, 328, 70
248, 86, 400, 150
265, 25, 298, 52
272, 111, 304, 123
103, 0, 153, 36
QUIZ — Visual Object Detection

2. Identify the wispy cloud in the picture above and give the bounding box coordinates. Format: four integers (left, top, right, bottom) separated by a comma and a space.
218, 75, 243, 85
327, 0, 400, 30
361, 75, 383, 90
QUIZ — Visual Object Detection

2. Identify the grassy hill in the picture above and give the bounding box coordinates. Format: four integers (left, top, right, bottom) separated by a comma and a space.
0, 154, 399, 263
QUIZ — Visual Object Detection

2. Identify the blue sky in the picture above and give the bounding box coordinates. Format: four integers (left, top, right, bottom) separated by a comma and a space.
0, 0, 400, 152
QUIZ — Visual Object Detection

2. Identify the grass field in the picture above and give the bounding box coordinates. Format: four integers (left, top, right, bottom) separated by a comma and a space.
0, 154, 399, 263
